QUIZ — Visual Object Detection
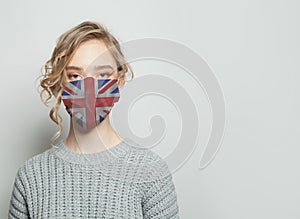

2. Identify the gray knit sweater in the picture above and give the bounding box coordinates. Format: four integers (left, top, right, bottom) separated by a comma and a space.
8, 140, 180, 218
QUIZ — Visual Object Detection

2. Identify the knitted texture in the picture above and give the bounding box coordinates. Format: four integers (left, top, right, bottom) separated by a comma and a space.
8, 140, 180, 218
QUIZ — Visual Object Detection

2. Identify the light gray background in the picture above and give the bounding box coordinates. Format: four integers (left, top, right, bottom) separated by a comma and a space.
1, 0, 299, 218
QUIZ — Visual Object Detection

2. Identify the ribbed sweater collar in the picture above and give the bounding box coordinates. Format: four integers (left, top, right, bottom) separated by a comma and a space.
53, 139, 129, 166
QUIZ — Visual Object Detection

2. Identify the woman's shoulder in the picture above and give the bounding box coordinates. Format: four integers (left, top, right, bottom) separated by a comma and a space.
124, 140, 166, 163
122, 140, 173, 182
15, 144, 57, 178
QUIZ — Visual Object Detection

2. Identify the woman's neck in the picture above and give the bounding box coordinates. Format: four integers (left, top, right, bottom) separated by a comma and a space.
63, 117, 123, 154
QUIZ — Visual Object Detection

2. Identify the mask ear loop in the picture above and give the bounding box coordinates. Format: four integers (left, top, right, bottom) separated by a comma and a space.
116, 70, 124, 85
116, 63, 126, 85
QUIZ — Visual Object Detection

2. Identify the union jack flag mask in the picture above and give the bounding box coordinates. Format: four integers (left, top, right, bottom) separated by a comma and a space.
61, 77, 120, 130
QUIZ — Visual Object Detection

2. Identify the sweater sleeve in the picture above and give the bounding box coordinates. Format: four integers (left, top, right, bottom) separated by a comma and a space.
141, 159, 180, 219
8, 166, 30, 219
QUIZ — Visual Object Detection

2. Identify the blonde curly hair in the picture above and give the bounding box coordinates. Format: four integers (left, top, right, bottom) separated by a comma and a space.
37, 21, 134, 146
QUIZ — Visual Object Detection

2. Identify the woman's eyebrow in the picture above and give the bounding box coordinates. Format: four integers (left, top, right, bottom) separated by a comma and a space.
65, 65, 114, 71
94, 65, 114, 70
65, 66, 83, 71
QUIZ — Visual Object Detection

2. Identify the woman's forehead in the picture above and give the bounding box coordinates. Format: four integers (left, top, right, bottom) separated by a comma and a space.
68, 39, 117, 69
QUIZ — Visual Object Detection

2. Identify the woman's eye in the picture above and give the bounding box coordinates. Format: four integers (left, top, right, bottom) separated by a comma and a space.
97, 73, 111, 78
67, 74, 82, 81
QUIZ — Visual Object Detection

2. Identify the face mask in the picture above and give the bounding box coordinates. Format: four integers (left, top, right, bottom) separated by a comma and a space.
61, 77, 120, 130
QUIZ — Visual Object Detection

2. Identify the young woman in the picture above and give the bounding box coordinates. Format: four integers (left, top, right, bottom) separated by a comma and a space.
8, 21, 180, 218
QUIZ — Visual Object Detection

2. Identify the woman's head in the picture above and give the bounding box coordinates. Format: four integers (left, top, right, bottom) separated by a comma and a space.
39, 21, 134, 145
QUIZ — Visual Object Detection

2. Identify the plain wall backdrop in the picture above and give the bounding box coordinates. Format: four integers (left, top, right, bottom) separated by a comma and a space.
1, 0, 299, 218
